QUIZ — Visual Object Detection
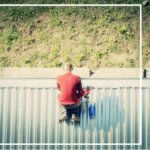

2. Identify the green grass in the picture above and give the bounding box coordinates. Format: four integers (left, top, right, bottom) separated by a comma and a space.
0, 4, 149, 69
0, 0, 145, 4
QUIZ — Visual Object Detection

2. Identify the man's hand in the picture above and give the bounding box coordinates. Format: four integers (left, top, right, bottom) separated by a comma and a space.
84, 94, 89, 99
83, 86, 91, 99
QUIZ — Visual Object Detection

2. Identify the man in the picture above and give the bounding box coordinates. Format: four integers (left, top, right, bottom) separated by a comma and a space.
57, 63, 89, 122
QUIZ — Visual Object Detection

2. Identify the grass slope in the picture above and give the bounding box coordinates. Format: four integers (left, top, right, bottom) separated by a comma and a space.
0, 5, 149, 69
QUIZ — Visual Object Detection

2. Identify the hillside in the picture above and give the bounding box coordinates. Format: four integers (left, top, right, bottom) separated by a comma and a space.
0, 3, 149, 69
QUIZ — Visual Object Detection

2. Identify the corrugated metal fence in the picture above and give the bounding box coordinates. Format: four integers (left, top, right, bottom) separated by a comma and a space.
0, 79, 150, 149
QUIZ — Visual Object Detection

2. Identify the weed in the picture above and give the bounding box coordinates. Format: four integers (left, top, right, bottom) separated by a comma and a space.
109, 43, 121, 54
119, 24, 133, 40
0, 56, 9, 67
126, 58, 135, 67
51, 18, 63, 26
3, 25, 20, 51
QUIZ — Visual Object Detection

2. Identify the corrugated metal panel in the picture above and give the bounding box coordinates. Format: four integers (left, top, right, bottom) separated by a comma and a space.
0, 79, 149, 149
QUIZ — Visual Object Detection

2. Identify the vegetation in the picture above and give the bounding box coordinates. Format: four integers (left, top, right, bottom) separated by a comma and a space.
0, 0, 146, 4
0, 0, 149, 69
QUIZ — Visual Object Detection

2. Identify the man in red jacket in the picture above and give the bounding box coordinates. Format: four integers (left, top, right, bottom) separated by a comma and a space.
57, 63, 89, 122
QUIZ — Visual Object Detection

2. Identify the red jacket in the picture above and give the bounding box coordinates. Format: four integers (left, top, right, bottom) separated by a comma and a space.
57, 72, 85, 105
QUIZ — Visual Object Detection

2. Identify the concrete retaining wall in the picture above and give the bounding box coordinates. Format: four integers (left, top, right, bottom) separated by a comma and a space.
0, 67, 149, 79
91, 68, 141, 78
0, 67, 90, 78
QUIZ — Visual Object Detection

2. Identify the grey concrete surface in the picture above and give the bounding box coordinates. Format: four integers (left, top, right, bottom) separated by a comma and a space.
91, 68, 142, 78
146, 68, 150, 78
0, 67, 149, 79
0, 67, 90, 78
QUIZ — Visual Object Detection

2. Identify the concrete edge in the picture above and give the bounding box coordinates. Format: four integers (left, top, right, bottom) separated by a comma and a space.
0, 67, 90, 78
0, 67, 150, 79
91, 68, 142, 79
146, 68, 150, 78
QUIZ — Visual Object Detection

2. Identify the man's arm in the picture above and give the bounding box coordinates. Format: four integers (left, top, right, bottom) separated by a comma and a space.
77, 77, 90, 98
57, 77, 60, 91
57, 82, 60, 91
76, 77, 85, 98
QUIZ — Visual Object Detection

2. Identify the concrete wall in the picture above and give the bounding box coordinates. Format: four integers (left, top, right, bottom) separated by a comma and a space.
91, 68, 141, 78
0, 67, 149, 79
146, 68, 150, 78
0, 67, 90, 78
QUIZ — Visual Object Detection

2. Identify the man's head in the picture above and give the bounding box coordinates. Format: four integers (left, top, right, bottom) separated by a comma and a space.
63, 63, 73, 72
